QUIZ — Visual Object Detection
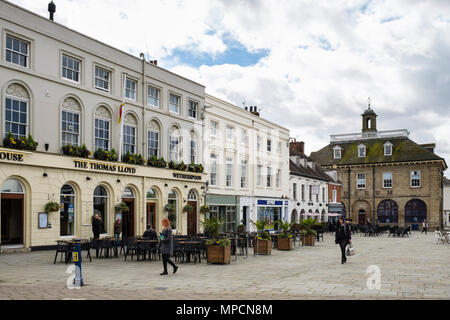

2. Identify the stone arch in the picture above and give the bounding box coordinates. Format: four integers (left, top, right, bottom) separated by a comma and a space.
352, 200, 371, 225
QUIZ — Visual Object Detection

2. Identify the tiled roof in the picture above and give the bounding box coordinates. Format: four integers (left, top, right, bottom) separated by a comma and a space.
289, 160, 332, 182
310, 137, 447, 168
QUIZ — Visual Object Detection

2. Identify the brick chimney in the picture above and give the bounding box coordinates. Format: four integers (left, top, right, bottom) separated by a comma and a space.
289, 139, 305, 155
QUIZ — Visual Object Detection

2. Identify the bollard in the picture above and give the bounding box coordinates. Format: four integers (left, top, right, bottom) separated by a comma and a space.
72, 239, 84, 287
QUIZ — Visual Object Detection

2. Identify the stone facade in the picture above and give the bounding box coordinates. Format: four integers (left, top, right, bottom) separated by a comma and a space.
310, 107, 447, 230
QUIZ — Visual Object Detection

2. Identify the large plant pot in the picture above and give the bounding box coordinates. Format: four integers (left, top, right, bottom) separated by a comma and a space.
207, 245, 231, 264
277, 237, 293, 250
303, 234, 315, 246
255, 239, 272, 255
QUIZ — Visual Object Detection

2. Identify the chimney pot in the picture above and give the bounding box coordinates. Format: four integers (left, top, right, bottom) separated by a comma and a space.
48, 1, 56, 21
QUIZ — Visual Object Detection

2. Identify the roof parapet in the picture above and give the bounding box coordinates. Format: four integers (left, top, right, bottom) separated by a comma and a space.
330, 129, 410, 143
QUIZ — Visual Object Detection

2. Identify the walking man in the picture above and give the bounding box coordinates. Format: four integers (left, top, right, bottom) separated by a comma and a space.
335, 217, 351, 264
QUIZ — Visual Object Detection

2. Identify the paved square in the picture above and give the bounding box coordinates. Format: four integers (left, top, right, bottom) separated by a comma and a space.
0, 232, 449, 300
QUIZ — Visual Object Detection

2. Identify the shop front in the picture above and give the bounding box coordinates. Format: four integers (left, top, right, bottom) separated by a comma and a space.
328, 203, 346, 224
206, 194, 239, 233
0, 148, 206, 250
256, 198, 289, 231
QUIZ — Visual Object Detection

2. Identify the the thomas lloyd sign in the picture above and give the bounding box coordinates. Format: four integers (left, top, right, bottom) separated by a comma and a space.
173, 173, 201, 180
0, 150, 24, 162
74, 160, 136, 174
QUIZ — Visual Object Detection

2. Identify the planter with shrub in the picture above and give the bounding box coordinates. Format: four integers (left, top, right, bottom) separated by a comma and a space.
201, 218, 231, 264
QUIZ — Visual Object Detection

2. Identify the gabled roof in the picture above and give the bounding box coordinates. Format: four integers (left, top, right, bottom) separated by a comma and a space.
310, 137, 447, 168
290, 160, 332, 182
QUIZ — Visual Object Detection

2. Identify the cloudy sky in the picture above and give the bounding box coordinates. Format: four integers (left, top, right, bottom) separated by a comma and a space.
10, 0, 450, 168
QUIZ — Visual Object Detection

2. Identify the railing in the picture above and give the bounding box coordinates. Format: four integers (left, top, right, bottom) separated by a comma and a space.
330, 129, 410, 143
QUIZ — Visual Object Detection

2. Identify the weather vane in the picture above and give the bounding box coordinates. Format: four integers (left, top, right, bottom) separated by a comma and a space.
368, 96, 371, 108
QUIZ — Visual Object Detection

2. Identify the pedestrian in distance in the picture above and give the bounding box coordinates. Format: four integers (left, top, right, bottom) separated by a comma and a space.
335, 217, 351, 264
160, 218, 178, 275
114, 217, 122, 239
422, 219, 429, 234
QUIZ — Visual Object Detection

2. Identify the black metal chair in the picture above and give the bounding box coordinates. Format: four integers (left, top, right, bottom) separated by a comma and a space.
54, 241, 69, 264
124, 237, 138, 261
81, 240, 92, 262
173, 240, 185, 263
99, 239, 114, 258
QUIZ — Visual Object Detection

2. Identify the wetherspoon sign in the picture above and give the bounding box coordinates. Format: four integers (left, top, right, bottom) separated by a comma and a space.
74, 160, 136, 174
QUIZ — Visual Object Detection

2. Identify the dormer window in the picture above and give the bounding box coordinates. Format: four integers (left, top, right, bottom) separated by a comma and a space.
384, 142, 393, 156
358, 144, 367, 158
333, 146, 342, 159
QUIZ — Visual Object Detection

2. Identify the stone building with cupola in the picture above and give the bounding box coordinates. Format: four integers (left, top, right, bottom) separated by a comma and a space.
310, 105, 447, 230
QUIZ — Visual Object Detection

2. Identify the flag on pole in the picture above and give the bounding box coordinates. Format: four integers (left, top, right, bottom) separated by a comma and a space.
118, 102, 125, 124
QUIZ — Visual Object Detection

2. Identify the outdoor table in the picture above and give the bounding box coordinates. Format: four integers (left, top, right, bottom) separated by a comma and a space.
176, 241, 202, 263
136, 239, 159, 261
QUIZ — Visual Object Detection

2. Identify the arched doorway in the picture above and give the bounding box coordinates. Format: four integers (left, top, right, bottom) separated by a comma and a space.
358, 209, 366, 225
122, 187, 135, 237
405, 199, 427, 224
60, 184, 76, 236
291, 209, 298, 224
93, 185, 108, 234
314, 209, 320, 222
146, 188, 158, 229
187, 189, 198, 235
1, 179, 24, 245
377, 200, 398, 224
321, 209, 326, 223
300, 209, 306, 221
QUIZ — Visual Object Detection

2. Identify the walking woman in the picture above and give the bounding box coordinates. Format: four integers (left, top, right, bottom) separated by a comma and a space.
160, 218, 178, 275
335, 217, 351, 264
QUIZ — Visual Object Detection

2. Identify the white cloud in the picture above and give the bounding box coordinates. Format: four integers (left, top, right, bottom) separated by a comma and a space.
9, 0, 450, 168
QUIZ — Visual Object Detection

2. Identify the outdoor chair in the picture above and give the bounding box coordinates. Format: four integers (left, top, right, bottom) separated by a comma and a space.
434, 231, 446, 244
173, 240, 184, 263
124, 237, 138, 261
81, 240, 92, 262
137, 241, 152, 261
54, 241, 69, 264
99, 239, 114, 258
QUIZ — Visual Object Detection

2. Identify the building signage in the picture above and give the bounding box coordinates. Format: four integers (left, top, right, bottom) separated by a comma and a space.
172, 173, 201, 180
257, 200, 283, 206
329, 203, 345, 215
74, 160, 136, 174
0, 150, 24, 162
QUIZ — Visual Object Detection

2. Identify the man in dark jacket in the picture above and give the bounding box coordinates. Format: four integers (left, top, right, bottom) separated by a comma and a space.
143, 224, 158, 240
335, 217, 351, 264
92, 213, 104, 239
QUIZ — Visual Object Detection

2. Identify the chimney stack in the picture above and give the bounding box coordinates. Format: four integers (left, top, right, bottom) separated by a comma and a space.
289, 140, 305, 155
48, 1, 56, 21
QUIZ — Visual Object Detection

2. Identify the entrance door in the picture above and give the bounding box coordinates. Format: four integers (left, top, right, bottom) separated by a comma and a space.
243, 206, 248, 227
147, 202, 156, 228
122, 198, 135, 237
1, 194, 24, 245
187, 201, 197, 235
358, 210, 366, 225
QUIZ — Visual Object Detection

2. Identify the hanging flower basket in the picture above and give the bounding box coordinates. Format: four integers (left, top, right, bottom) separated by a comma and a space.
183, 204, 194, 213
199, 205, 210, 214
115, 202, 129, 213
45, 201, 60, 213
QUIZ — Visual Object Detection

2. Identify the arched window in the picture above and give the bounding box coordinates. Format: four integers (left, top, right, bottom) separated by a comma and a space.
122, 187, 134, 198
146, 188, 158, 200
123, 113, 137, 154
168, 190, 178, 230
60, 184, 75, 236
148, 120, 160, 158
169, 126, 181, 161
93, 185, 108, 232
405, 199, 427, 224
377, 200, 398, 223
61, 97, 81, 147
94, 106, 111, 151
321, 209, 326, 222
188, 189, 198, 201
300, 209, 306, 221
5, 83, 29, 139
1, 179, 24, 193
